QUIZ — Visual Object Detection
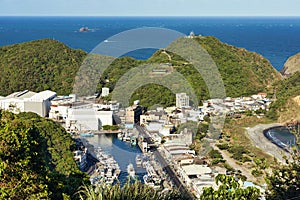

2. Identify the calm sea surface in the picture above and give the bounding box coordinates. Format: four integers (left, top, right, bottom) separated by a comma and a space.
1, 16, 300, 70
269, 127, 297, 148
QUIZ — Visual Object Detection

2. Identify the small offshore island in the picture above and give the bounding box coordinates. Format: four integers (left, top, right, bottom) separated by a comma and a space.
0, 34, 300, 200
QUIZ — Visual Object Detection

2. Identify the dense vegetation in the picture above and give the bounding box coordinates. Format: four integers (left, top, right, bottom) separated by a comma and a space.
99, 36, 281, 108
78, 179, 185, 200
201, 174, 260, 200
267, 72, 300, 121
0, 39, 86, 96
0, 111, 88, 199
0, 37, 281, 108
265, 152, 300, 200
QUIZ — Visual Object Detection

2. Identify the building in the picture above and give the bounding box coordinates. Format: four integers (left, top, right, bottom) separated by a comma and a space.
66, 108, 113, 131
102, 87, 110, 97
0, 90, 56, 117
125, 105, 143, 125
176, 93, 190, 108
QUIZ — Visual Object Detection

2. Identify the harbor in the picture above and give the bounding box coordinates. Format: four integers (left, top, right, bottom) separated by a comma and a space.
82, 133, 147, 185
76, 129, 173, 191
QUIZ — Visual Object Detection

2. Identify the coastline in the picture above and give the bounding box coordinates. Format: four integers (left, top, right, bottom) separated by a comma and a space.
246, 123, 291, 163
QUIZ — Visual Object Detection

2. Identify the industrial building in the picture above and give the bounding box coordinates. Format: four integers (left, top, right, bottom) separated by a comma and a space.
0, 90, 56, 117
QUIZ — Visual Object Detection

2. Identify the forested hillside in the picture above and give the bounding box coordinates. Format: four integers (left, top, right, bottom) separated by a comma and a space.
267, 72, 300, 122
0, 39, 86, 96
0, 111, 88, 199
0, 37, 282, 108
99, 36, 282, 107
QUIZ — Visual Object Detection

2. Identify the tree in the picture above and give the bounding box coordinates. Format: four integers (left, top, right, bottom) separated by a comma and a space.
265, 152, 300, 200
0, 111, 88, 199
200, 174, 261, 200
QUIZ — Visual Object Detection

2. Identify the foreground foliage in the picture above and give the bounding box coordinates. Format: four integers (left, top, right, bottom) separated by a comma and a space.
78, 179, 184, 200
0, 111, 88, 199
200, 174, 261, 200
265, 152, 300, 200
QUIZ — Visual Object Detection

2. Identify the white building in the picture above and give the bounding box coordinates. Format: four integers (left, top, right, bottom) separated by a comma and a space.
176, 93, 190, 108
66, 108, 113, 131
0, 90, 56, 117
102, 87, 110, 97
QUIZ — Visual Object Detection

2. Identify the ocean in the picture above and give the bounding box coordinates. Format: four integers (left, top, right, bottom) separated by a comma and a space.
1, 16, 300, 71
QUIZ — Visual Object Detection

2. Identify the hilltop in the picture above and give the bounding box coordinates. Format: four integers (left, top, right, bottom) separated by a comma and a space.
0, 39, 87, 96
99, 36, 282, 107
281, 52, 300, 77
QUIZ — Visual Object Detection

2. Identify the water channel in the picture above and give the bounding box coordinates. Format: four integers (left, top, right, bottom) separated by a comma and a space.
83, 133, 147, 185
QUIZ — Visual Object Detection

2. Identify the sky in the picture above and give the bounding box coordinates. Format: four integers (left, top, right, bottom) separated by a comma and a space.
1, 0, 300, 16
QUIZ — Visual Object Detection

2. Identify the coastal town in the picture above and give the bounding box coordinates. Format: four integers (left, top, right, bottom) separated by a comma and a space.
0, 86, 292, 199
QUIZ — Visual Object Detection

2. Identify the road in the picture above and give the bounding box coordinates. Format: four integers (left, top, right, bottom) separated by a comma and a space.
136, 125, 194, 200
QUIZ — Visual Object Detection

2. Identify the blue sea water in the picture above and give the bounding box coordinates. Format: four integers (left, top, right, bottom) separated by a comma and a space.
1, 16, 300, 70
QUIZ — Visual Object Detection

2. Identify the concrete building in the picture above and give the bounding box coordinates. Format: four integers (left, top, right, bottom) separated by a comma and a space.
125, 105, 143, 125
66, 108, 113, 131
93, 101, 119, 112
176, 93, 190, 108
0, 90, 56, 117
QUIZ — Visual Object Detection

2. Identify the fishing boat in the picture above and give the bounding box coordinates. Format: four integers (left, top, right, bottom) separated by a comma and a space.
136, 154, 142, 167
90, 147, 121, 185
117, 132, 123, 139
127, 163, 135, 178
131, 136, 137, 146
143, 174, 160, 189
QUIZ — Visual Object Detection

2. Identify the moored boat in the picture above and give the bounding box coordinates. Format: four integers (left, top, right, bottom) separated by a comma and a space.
127, 163, 135, 178
131, 136, 137, 146
136, 154, 142, 166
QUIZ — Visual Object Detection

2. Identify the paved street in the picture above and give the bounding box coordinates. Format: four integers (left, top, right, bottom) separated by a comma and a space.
136, 125, 194, 200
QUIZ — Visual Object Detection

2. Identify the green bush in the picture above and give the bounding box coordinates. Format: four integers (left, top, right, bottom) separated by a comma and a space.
217, 143, 230, 150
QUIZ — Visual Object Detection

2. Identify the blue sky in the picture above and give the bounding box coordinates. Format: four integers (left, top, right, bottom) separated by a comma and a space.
1, 0, 299, 16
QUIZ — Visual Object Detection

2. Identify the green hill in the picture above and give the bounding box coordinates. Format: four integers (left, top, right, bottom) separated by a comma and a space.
99, 36, 282, 107
281, 52, 300, 77
0, 39, 86, 96
0, 37, 281, 108
267, 72, 300, 122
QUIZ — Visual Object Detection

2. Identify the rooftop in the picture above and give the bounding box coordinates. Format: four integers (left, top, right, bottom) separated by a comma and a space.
182, 164, 212, 176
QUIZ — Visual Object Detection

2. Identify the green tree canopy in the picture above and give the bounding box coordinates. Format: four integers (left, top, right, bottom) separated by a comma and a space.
0, 111, 88, 199
200, 174, 261, 200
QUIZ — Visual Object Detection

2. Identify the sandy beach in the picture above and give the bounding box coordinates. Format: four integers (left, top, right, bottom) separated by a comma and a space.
246, 123, 292, 163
